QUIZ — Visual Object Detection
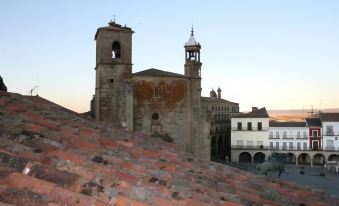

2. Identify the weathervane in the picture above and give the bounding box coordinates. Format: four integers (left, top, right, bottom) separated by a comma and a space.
191, 23, 194, 36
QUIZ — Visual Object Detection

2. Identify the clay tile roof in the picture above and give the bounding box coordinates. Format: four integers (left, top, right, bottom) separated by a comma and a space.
0, 91, 338, 205
269, 120, 306, 127
305, 118, 322, 127
234, 107, 269, 118
133, 68, 185, 77
201, 97, 238, 105
320, 112, 339, 122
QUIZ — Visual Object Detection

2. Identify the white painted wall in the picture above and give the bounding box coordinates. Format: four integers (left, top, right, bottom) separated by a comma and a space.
322, 121, 339, 150
268, 127, 309, 150
231, 117, 269, 147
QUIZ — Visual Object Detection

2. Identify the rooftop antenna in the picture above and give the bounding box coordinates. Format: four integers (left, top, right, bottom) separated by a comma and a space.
302, 106, 304, 117
308, 105, 314, 117
29, 85, 39, 96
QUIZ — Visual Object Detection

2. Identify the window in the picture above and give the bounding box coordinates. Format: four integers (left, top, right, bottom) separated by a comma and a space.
237, 122, 242, 130
270, 142, 274, 149
275, 142, 279, 149
326, 125, 334, 135
283, 131, 287, 139
297, 131, 301, 139
247, 122, 252, 131
326, 140, 334, 150
303, 142, 307, 150
152, 113, 159, 120
257, 141, 263, 149
269, 131, 273, 138
283, 142, 287, 150
154, 86, 159, 97
112, 41, 121, 59
258, 122, 262, 131
212, 106, 214, 111
297, 142, 301, 150
312, 130, 318, 137
289, 142, 293, 150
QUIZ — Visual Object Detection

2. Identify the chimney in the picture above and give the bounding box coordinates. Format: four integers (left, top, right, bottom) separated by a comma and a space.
217, 87, 221, 99
252, 107, 258, 111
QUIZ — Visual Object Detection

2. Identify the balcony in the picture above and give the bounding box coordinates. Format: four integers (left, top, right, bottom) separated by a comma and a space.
325, 132, 334, 136
231, 145, 339, 151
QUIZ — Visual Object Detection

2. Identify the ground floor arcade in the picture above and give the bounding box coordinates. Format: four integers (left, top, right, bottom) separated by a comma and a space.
231, 148, 339, 166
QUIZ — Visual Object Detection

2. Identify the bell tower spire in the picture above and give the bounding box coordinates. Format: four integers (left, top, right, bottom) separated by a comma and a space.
184, 26, 201, 77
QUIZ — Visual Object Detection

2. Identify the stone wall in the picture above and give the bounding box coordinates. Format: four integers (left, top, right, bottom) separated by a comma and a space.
133, 76, 191, 148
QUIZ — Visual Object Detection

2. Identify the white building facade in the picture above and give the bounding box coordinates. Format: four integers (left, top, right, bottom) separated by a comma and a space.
231, 107, 269, 162
321, 113, 339, 151
231, 111, 339, 165
269, 121, 309, 151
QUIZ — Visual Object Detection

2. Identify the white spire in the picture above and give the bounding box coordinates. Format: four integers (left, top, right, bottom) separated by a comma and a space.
186, 26, 197, 46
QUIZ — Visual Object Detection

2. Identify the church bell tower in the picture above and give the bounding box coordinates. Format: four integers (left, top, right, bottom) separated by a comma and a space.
184, 27, 202, 153
184, 27, 202, 107
94, 20, 134, 130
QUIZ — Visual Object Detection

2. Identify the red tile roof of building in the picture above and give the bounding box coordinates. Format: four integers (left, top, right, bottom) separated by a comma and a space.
234, 107, 269, 118
0, 91, 338, 205
320, 112, 339, 122
133, 68, 185, 77
269, 120, 307, 127
201, 97, 239, 105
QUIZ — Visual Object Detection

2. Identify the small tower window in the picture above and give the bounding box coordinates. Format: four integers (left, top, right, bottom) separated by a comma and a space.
188, 51, 196, 61
112, 41, 121, 59
154, 86, 160, 97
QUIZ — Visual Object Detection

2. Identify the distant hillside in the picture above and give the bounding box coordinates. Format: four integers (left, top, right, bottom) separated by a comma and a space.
268, 108, 339, 116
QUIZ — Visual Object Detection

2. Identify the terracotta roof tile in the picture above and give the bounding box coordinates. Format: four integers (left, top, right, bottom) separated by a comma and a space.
320, 112, 339, 122
234, 107, 269, 118
0, 92, 338, 205
133, 68, 185, 77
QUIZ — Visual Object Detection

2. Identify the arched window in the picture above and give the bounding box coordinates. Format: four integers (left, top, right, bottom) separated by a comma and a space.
112, 41, 121, 59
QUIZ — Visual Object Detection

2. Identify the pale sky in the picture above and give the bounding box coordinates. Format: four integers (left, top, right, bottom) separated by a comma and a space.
1, 0, 338, 113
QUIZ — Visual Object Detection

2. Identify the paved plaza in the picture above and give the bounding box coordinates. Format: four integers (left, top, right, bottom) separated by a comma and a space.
242, 163, 339, 198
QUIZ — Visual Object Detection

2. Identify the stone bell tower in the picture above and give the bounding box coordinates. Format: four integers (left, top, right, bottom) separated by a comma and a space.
184, 27, 202, 153
184, 27, 202, 109
94, 20, 134, 130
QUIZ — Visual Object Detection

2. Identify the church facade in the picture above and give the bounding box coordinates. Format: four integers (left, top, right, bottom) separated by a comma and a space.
93, 20, 238, 160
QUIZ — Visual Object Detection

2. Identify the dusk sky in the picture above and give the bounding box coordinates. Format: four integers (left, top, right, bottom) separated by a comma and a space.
1, 1, 338, 113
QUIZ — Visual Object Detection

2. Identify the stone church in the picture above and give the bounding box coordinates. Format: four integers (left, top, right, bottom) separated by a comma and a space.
92, 20, 239, 160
